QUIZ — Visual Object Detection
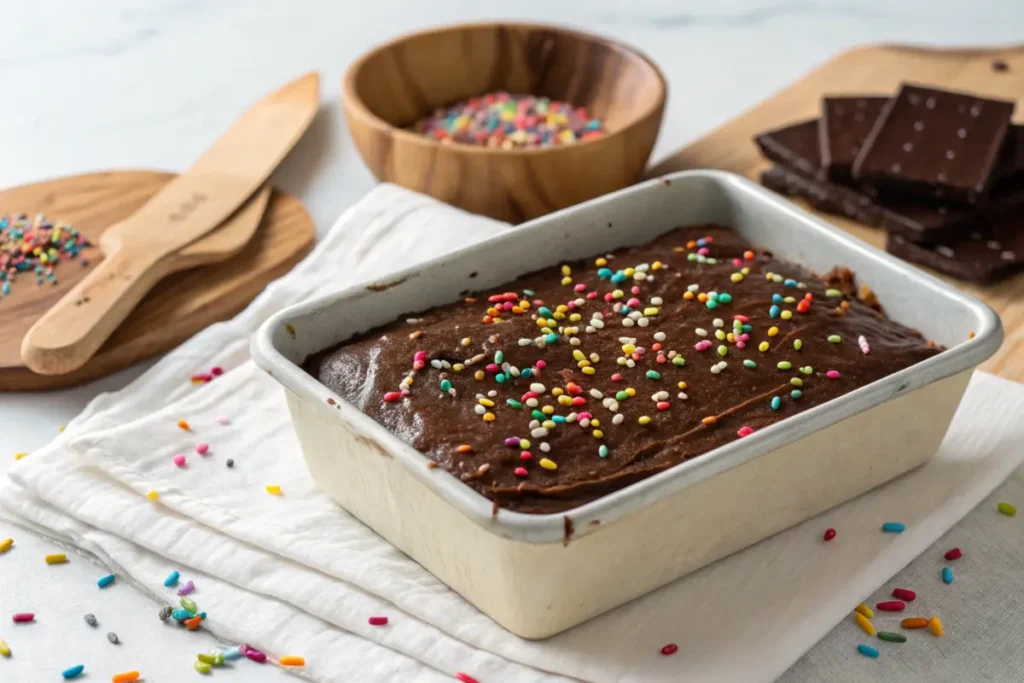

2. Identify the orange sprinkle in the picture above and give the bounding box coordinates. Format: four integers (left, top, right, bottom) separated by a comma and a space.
928, 616, 944, 637
456, 445, 473, 454
701, 416, 717, 426
482, 315, 493, 324
686, 240, 697, 249
969, 331, 976, 339
697, 293, 708, 303
901, 617, 929, 629
464, 297, 477, 303
112, 672, 141, 683
184, 616, 202, 630
743, 250, 755, 260
683, 291, 695, 301
486, 307, 499, 316
280, 656, 305, 667
176, 420, 190, 431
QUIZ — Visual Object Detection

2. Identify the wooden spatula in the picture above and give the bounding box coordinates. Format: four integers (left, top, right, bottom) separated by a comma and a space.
21, 72, 319, 375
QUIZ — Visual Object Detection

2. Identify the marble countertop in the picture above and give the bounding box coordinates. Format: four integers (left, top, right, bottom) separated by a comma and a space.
1, 0, 1021, 680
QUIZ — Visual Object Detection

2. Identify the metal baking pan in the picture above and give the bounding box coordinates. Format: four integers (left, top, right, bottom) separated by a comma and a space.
252, 170, 1001, 638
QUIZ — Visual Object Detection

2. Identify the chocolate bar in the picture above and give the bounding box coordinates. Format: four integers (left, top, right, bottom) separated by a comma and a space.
886, 225, 1022, 284
819, 96, 888, 182
760, 166, 884, 226
853, 84, 1015, 205
993, 124, 1024, 190
754, 119, 821, 179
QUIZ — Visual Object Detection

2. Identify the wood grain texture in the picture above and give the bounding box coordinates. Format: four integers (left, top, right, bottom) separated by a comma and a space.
648, 43, 1024, 382
343, 22, 666, 223
0, 171, 315, 391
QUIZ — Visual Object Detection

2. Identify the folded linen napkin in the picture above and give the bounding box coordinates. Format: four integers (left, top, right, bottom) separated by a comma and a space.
4, 184, 1023, 683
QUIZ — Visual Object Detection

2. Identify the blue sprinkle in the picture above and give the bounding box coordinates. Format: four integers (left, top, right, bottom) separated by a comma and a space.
440, 379, 452, 391
598, 444, 609, 458
97, 574, 115, 589
495, 373, 506, 384
742, 324, 752, 332
696, 238, 708, 247
784, 278, 798, 287
544, 333, 558, 344
552, 415, 566, 424
942, 567, 954, 584
223, 646, 243, 661
538, 306, 553, 318
620, 306, 631, 315
163, 570, 180, 587
882, 522, 906, 533
718, 293, 732, 304
772, 294, 783, 303
61, 664, 85, 679
790, 389, 803, 399
769, 305, 780, 318
597, 268, 612, 279
611, 271, 627, 283
770, 396, 781, 411
171, 608, 194, 622
857, 644, 879, 658
520, 368, 533, 379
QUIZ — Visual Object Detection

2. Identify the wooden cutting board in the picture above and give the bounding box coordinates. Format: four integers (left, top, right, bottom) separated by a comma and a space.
0, 170, 315, 391
648, 43, 1024, 382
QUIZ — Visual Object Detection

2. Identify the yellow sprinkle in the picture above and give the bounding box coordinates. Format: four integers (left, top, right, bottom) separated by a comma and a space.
677, 381, 687, 390
591, 419, 600, 427
855, 603, 874, 618
478, 398, 495, 407
643, 307, 660, 316
552, 311, 565, 320
557, 395, 573, 406
0, 538, 13, 553
265, 485, 282, 496
741, 267, 750, 275
928, 616, 944, 637
624, 267, 635, 277
58, 425, 66, 433
519, 439, 531, 449
474, 371, 484, 381
45, 553, 67, 565
768, 326, 779, 337
855, 612, 876, 636
730, 273, 744, 283
14, 452, 28, 461
622, 343, 636, 354
572, 350, 586, 361
555, 304, 569, 313
758, 341, 769, 352
638, 416, 652, 425
577, 360, 591, 368
539, 458, 557, 471
452, 363, 464, 372
582, 366, 596, 375
593, 430, 604, 439
0, 638, 9, 657
482, 412, 496, 422
541, 405, 555, 415
781, 310, 793, 320
542, 420, 556, 429
546, 319, 557, 328
612, 289, 624, 299
535, 319, 548, 328
626, 387, 637, 396
561, 264, 571, 276
560, 276, 572, 286
146, 490, 159, 501
461, 338, 472, 347
595, 257, 607, 267
569, 313, 582, 322
652, 261, 662, 271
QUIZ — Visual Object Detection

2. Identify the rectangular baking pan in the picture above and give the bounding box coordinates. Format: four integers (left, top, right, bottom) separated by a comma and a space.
252, 170, 1001, 638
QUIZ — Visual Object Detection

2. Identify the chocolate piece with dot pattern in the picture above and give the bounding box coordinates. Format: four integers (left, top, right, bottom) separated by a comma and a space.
819, 96, 889, 183
754, 119, 822, 179
852, 84, 1015, 206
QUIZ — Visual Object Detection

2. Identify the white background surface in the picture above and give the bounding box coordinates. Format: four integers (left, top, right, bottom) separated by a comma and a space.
0, 1, 1022, 680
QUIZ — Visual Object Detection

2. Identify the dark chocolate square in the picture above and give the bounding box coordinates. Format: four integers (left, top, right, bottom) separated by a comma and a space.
993, 124, 1024, 190
852, 84, 1015, 205
760, 166, 884, 226
819, 96, 888, 182
754, 119, 821, 179
887, 226, 1022, 284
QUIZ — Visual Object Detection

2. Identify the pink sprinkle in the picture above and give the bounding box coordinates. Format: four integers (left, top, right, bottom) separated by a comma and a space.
826, 370, 841, 379
514, 467, 528, 477
414, 351, 426, 362
216, 416, 230, 426
520, 452, 532, 461
656, 354, 667, 364
12, 613, 34, 623
695, 340, 713, 351
611, 373, 623, 381
244, 647, 267, 664
571, 396, 586, 406
535, 360, 546, 370
661, 643, 679, 656
412, 360, 425, 371
567, 301, 576, 310
173, 454, 187, 468
195, 443, 209, 456
456, 673, 481, 683
577, 412, 593, 420
734, 315, 749, 323
737, 426, 754, 438
635, 347, 646, 356
626, 297, 641, 308
574, 284, 587, 292
485, 363, 500, 373
586, 291, 599, 299
193, 373, 212, 382
399, 388, 411, 397
210, 366, 224, 377
177, 580, 195, 596
736, 341, 746, 349
698, 247, 710, 256
631, 286, 641, 295
368, 616, 389, 626
656, 401, 671, 411
521, 391, 539, 401
604, 293, 614, 302
738, 333, 750, 341
383, 392, 401, 403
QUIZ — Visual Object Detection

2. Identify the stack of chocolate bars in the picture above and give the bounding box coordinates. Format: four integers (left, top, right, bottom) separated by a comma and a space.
756, 83, 1024, 283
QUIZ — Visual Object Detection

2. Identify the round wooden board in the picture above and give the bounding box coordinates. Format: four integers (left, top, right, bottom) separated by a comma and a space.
0, 170, 315, 391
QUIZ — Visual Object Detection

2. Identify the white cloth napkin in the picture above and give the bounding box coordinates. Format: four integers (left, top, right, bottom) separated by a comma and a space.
4, 184, 1024, 683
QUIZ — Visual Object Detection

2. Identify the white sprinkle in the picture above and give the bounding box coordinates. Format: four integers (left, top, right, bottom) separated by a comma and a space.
612, 414, 624, 425
695, 328, 708, 337
526, 398, 539, 408
570, 337, 582, 346
593, 312, 605, 320
566, 413, 578, 423
651, 297, 663, 306
626, 359, 636, 368
487, 390, 497, 397
590, 389, 604, 399
687, 284, 700, 292
636, 263, 650, 272
474, 405, 486, 415
654, 331, 667, 342
585, 326, 597, 333
531, 428, 549, 438
652, 391, 669, 402
678, 392, 688, 400
712, 318, 724, 328
509, 367, 521, 377
579, 418, 591, 428
530, 383, 546, 394
634, 272, 647, 281
629, 310, 642, 320
406, 318, 423, 324
430, 360, 443, 369
591, 319, 605, 329
529, 420, 540, 429
540, 442, 551, 452
518, 338, 533, 346
622, 319, 635, 327
638, 318, 650, 327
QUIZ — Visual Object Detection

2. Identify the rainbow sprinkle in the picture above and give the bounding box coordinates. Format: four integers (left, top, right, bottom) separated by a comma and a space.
1, 213, 89, 299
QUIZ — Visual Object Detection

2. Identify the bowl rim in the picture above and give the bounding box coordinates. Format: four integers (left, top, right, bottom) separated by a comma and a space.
341, 20, 669, 156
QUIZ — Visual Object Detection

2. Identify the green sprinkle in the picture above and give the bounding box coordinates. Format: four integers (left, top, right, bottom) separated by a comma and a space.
688, 253, 698, 262
998, 502, 1017, 516
507, 399, 522, 409
180, 597, 198, 613
770, 396, 781, 410
706, 258, 718, 265
827, 334, 842, 344
743, 360, 757, 369
195, 661, 212, 674
793, 339, 803, 351
790, 377, 803, 387
718, 293, 732, 304
800, 366, 813, 375
538, 306, 553, 318
878, 632, 907, 643
531, 410, 545, 420
777, 361, 792, 370
825, 288, 842, 297
783, 296, 796, 304
672, 356, 686, 367
646, 370, 661, 380
706, 299, 718, 309
545, 333, 558, 344
717, 345, 728, 357
598, 445, 609, 458
615, 391, 629, 401
440, 379, 452, 392
523, 289, 535, 296
495, 373, 506, 383
197, 653, 217, 665
494, 350, 504, 364
791, 389, 803, 399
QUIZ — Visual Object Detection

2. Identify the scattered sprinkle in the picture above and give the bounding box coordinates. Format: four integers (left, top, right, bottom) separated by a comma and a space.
891, 588, 916, 601
0, 214, 89, 299
12, 613, 34, 623
61, 664, 85, 679
97, 574, 115, 589
0, 538, 12, 553
159, 606, 173, 622
823, 528, 836, 541
45, 553, 67, 565
881, 522, 906, 533
660, 643, 679, 656
876, 601, 905, 612
176, 420, 190, 431
856, 643, 879, 658
84, 613, 98, 627
226, 459, 234, 468
107, 631, 120, 645
164, 571, 180, 588
178, 580, 196, 596
172, 454, 187, 468
265, 485, 283, 496
877, 631, 906, 643
112, 672, 140, 683
944, 547, 962, 561
368, 616, 389, 626
280, 655, 306, 667
146, 490, 159, 501
928, 616, 944, 637
997, 501, 1016, 516
194, 660, 212, 674
195, 443, 210, 455
855, 603, 874, 619
0, 638, 9, 657
855, 612, 876, 636
942, 567, 954, 584
14, 452, 27, 460
216, 416, 230, 425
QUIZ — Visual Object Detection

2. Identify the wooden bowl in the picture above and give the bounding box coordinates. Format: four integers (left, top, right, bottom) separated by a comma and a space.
343, 23, 667, 222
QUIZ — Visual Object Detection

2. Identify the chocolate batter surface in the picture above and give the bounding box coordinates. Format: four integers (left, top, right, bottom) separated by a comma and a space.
306, 226, 941, 514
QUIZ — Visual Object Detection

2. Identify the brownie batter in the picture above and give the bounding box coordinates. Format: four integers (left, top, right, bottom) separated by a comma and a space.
305, 226, 941, 514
